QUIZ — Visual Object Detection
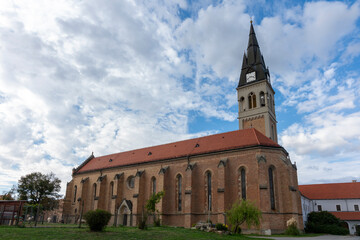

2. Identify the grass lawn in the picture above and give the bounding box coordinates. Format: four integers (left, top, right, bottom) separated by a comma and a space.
0, 225, 273, 240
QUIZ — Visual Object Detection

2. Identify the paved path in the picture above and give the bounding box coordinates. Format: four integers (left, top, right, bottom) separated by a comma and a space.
251, 235, 360, 240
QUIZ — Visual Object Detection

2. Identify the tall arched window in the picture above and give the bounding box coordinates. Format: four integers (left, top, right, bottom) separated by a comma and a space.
260, 92, 265, 106
239, 97, 245, 111
248, 92, 257, 109
269, 95, 273, 111
93, 183, 97, 198
151, 177, 156, 195
110, 181, 114, 196
73, 185, 77, 203
206, 171, 212, 211
269, 167, 275, 210
176, 175, 182, 211
240, 168, 246, 200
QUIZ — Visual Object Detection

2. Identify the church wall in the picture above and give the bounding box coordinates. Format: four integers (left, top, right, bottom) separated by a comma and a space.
63, 146, 302, 233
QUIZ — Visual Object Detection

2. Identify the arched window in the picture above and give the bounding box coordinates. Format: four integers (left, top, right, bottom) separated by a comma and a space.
110, 181, 114, 196
269, 167, 275, 210
176, 174, 182, 211
248, 92, 257, 109
239, 168, 246, 200
269, 95, 273, 111
239, 97, 245, 111
73, 185, 77, 203
127, 176, 135, 189
93, 183, 97, 198
205, 171, 212, 211
271, 124, 275, 140
260, 92, 265, 106
151, 177, 156, 195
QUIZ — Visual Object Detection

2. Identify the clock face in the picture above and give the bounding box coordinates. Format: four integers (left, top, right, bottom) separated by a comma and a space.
246, 71, 256, 82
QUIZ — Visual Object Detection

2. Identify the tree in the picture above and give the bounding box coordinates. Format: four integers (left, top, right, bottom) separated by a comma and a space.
1, 186, 16, 200
145, 191, 165, 226
17, 172, 61, 209
226, 199, 262, 234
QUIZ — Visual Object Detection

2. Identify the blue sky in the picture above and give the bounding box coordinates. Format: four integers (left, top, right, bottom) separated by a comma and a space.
0, 0, 359, 196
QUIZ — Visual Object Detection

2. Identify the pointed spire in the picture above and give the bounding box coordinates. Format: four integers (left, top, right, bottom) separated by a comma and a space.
238, 21, 270, 87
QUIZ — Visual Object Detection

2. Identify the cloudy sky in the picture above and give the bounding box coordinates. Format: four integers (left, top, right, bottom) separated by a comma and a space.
1, 0, 360, 196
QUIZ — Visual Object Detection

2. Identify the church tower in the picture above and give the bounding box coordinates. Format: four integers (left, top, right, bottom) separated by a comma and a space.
237, 22, 278, 142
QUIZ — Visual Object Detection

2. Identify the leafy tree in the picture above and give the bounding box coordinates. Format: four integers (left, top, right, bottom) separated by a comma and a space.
145, 191, 165, 227
17, 172, 61, 209
1, 186, 16, 200
226, 200, 262, 234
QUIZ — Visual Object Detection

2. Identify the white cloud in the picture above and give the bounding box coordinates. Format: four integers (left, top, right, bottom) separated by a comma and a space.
0, 0, 360, 195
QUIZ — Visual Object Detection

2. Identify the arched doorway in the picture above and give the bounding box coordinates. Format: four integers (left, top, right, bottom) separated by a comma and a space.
117, 199, 132, 226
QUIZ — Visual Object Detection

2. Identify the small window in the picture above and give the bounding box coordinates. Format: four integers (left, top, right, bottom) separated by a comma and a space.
336, 205, 341, 211
317, 205, 322, 211
127, 176, 135, 189
355, 205, 359, 211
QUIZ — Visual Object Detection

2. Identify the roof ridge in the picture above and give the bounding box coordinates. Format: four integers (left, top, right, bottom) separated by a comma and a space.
252, 128, 261, 145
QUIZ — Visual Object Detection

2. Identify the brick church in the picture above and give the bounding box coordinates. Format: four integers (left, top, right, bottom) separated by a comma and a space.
63, 22, 303, 234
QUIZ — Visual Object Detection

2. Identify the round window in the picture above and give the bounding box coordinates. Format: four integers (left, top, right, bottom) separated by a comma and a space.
127, 176, 135, 189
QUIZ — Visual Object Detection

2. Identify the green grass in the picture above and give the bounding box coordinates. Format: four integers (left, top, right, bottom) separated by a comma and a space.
0, 225, 272, 240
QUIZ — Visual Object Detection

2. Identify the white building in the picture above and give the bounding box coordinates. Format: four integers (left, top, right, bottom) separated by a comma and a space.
299, 181, 360, 235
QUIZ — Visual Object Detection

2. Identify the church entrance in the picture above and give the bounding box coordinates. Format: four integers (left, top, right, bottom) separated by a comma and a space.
117, 199, 132, 226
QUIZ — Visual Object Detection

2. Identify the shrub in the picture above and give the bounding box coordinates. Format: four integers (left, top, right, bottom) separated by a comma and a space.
215, 223, 228, 231
285, 217, 300, 236
83, 209, 112, 232
305, 211, 349, 235
138, 219, 147, 230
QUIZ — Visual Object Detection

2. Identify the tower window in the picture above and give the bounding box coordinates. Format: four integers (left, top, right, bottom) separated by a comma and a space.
248, 92, 257, 109
260, 92, 265, 106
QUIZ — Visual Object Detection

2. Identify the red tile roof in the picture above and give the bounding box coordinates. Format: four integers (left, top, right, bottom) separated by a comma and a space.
75, 128, 281, 174
330, 212, 360, 221
299, 182, 360, 200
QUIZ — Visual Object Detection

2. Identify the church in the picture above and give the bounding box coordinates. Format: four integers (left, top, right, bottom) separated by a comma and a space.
63, 22, 303, 234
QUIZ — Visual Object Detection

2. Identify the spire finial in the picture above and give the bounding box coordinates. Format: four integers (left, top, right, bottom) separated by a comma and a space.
250, 16, 253, 24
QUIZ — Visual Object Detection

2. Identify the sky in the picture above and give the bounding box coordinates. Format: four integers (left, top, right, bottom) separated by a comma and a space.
0, 0, 360, 196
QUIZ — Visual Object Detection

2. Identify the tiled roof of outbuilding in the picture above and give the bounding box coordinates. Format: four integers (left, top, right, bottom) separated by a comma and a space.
299, 182, 360, 200
75, 128, 281, 174
330, 211, 360, 221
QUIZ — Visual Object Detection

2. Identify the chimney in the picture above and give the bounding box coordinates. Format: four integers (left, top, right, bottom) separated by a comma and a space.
352, 180, 357, 183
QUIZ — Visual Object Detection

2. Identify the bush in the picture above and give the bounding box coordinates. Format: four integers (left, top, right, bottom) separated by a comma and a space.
305, 211, 349, 235
215, 223, 228, 231
285, 224, 300, 235
83, 209, 112, 231
285, 217, 300, 236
